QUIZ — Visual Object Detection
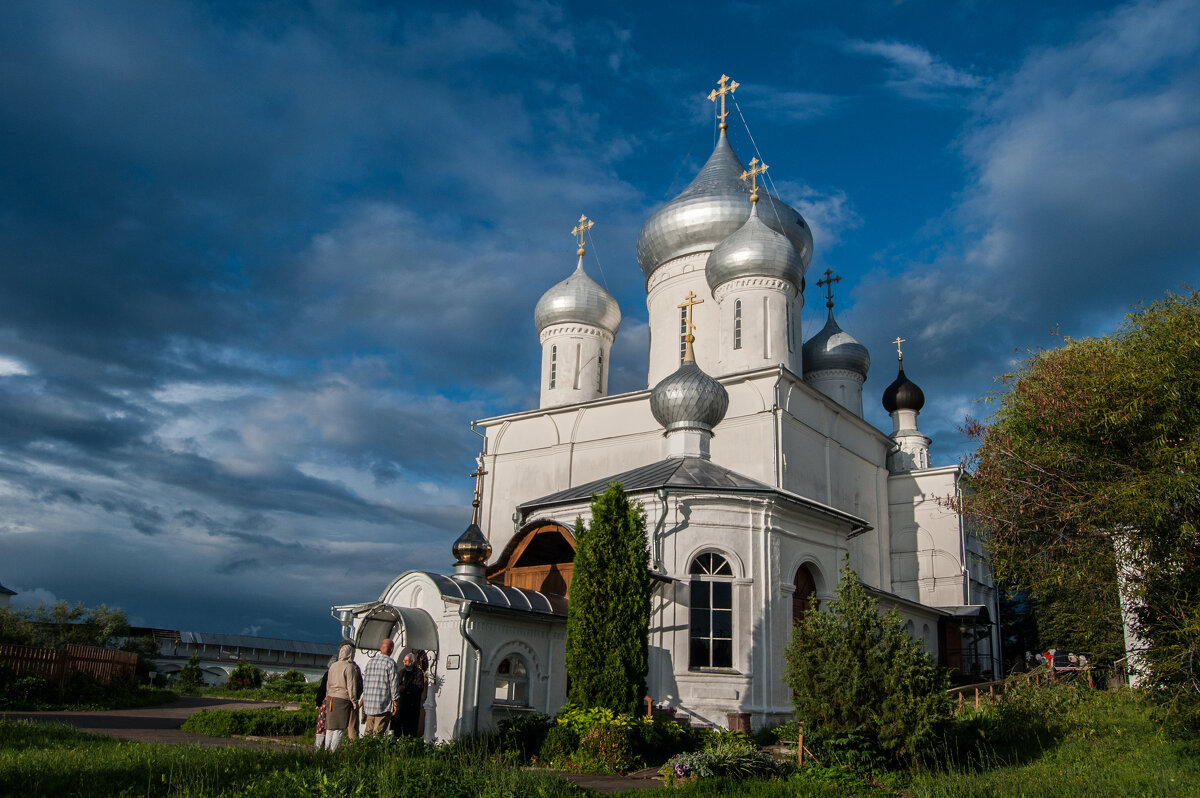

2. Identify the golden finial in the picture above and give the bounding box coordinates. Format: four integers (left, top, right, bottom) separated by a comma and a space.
740, 157, 769, 204
817, 269, 841, 309
707, 74, 739, 131
892, 337, 906, 361
571, 214, 594, 257
677, 291, 705, 362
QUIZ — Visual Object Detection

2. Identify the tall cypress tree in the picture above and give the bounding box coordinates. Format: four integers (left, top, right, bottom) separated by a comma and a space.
565, 481, 651, 714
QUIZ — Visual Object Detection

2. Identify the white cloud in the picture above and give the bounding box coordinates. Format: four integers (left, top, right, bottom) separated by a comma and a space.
0, 356, 31, 376
843, 38, 983, 100
10, 586, 59, 609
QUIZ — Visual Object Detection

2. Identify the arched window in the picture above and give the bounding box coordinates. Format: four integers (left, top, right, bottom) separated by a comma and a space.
549, 346, 557, 389
596, 352, 604, 393
689, 552, 734, 669
494, 654, 529, 706
792, 564, 817, 624
786, 304, 794, 353
733, 300, 742, 350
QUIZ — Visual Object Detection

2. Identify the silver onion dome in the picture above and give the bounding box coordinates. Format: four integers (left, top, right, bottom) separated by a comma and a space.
803, 309, 871, 377
650, 361, 729, 433
534, 258, 621, 335
636, 131, 813, 281
705, 203, 804, 292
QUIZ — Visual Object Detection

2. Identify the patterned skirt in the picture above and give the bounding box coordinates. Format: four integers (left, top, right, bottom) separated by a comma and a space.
315, 700, 328, 734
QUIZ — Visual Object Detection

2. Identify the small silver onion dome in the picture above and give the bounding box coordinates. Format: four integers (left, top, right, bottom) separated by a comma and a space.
882, 361, 925, 413
452, 521, 491, 566
650, 361, 729, 433
803, 309, 870, 377
636, 131, 813, 281
534, 258, 621, 335
705, 203, 804, 292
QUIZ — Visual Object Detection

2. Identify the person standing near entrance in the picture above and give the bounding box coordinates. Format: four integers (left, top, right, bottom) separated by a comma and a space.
360, 639, 400, 736
323, 644, 361, 751
396, 651, 425, 737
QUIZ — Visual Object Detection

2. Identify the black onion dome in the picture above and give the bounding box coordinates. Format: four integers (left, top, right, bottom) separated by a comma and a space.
882, 362, 925, 413
452, 521, 491, 565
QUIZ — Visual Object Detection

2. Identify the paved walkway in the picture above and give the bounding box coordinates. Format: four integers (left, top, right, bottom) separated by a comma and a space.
2, 698, 664, 792
0, 695, 289, 748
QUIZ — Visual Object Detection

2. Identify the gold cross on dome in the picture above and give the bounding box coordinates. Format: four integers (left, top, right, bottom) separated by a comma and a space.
677, 291, 704, 361
892, 336, 906, 360
817, 268, 841, 308
571, 214, 594, 256
707, 74, 739, 131
740, 157, 769, 203
469, 460, 488, 508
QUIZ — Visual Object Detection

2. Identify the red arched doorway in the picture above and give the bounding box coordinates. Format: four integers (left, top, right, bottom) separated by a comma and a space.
792, 564, 818, 625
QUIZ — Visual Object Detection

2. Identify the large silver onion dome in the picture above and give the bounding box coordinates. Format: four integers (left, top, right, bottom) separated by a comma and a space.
803, 309, 870, 377
705, 203, 804, 291
534, 259, 621, 335
636, 131, 813, 281
650, 361, 729, 433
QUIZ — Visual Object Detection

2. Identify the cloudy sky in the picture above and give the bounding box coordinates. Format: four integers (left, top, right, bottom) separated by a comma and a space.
1, 0, 1196, 641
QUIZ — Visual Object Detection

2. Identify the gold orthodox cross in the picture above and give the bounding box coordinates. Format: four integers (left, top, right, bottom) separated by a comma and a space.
740, 157, 769, 203
707, 74, 739, 131
571, 214, 594, 256
817, 268, 841, 308
892, 336, 906, 360
677, 291, 704, 361
469, 461, 488, 508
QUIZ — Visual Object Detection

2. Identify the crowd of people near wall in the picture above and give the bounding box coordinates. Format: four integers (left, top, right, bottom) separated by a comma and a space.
1024, 647, 1089, 670
313, 640, 427, 751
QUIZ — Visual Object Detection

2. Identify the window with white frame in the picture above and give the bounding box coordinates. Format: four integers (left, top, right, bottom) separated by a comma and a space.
734, 300, 742, 350
549, 346, 557, 389
493, 654, 529, 706
689, 552, 734, 669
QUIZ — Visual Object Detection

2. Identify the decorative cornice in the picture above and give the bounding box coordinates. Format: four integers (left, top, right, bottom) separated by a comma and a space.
646, 252, 708, 294
539, 325, 615, 345
713, 276, 797, 302
803, 368, 866, 384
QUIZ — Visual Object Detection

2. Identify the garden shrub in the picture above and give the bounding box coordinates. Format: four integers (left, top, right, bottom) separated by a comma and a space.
261, 669, 308, 696
496, 712, 552, 761
182, 706, 317, 737
175, 653, 204, 691
538, 723, 580, 764
226, 662, 263, 690
659, 737, 779, 785
576, 724, 637, 773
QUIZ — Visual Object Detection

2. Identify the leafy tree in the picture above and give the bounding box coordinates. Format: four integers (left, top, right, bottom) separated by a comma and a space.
176, 653, 205, 689
226, 662, 263, 690
565, 481, 651, 715
964, 290, 1200, 722
784, 561, 952, 765
0, 602, 128, 649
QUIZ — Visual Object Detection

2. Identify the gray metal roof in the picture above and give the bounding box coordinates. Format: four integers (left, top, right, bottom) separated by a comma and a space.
518, 458, 868, 533
177, 631, 338, 656
803, 308, 871, 377
0, 582, 16, 596
705, 203, 804, 292
423, 572, 568, 617
534, 259, 621, 334
650, 361, 729, 433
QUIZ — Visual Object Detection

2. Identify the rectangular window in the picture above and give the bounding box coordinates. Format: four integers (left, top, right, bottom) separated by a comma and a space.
734, 300, 742, 350
549, 346, 557, 389
786, 304, 794, 353
596, 353, 604, 393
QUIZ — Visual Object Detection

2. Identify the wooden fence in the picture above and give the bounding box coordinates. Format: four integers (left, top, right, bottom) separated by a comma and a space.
0, 644, 138, 684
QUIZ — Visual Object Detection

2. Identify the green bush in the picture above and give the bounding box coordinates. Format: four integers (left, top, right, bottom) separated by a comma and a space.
260, 669, 308, 697
181, 706, 317, 737
226, 662, 263, 690
576, 724, 637, 773
659, 737, 779, 785
175, 653, 205, 691
496, 712, 552, 761
538, 723, 580, 764
0, 665, 173, 711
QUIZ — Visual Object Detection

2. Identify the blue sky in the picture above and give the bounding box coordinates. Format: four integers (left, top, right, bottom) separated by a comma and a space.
1, 0, 1196, 641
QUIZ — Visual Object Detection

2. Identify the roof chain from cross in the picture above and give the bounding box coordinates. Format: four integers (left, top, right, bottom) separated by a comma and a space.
817, 268, 842, 309
740, 157, 768, 204
677, 290, 704, 362
707, 74, 739, 131
572, 214, 594, 257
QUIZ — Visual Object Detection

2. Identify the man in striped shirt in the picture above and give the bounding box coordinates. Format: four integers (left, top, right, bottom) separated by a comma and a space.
359, 638, 400, 736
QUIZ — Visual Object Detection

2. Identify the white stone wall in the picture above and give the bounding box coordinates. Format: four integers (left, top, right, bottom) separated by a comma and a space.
713, 277, 801, 378
645, 254, 720, 384
538, 323, 613, 409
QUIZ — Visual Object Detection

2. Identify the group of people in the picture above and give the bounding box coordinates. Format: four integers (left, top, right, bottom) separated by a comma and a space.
1024, 647, 1088, 670
314, 639, 427, 750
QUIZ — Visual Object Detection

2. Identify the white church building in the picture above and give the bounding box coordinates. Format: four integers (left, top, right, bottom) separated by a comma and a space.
334, 79, 999, 740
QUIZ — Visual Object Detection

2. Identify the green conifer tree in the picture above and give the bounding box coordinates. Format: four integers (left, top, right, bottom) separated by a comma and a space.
565, 481, 651, 714
784, 560, 951, 765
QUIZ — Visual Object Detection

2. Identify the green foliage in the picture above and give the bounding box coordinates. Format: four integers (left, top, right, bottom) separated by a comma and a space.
965, 289, 1200, 718
537, 723, 580, 764
660, 736, 779, 785
225, 662, 263, 690
175, 653, 205, 690
565, 481, 651, 715
181, 706, 318, 737
496, 712, 552, 761
784, 560, 952, 767
260, 669, 308, 696
0, 664, 175, 710
0, 601, 128, 649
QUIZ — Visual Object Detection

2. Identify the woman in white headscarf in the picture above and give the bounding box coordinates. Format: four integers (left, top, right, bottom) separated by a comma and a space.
322, 645, 360, 751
